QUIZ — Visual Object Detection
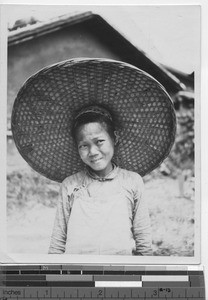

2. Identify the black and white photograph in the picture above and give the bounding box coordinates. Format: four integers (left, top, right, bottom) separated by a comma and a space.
2, 3, 201, 262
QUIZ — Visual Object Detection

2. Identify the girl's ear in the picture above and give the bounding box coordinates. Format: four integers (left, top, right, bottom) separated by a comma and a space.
114, 131, 119, 145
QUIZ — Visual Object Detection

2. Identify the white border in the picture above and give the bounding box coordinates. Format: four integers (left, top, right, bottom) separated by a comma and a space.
0, 3, 7, 257
200, 0, 208, 291
0, 1, 204, 268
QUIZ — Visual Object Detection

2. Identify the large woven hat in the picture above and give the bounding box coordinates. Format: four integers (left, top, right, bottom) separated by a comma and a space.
11, 58, 176, 182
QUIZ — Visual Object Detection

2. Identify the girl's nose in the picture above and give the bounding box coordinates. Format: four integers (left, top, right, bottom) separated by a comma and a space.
89, 145, 99, 156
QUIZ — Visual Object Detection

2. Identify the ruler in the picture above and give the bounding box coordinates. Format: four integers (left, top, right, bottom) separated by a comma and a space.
0, 265, 206, 299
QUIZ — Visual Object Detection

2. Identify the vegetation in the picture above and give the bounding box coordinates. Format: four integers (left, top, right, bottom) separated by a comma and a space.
7, 169, 59, 214
166, 107, 194, 178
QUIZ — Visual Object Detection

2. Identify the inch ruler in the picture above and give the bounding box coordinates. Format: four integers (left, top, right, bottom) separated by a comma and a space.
0, 286, 206, 299
0, 265, 206, 299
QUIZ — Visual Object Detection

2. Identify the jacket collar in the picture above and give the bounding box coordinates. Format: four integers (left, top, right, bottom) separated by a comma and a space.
85, 162, 118, 181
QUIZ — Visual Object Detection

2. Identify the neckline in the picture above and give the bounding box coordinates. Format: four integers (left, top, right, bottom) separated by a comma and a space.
85, 163, 119, 181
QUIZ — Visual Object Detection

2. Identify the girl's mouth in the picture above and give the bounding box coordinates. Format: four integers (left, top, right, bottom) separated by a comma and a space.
91, 158, 102, 163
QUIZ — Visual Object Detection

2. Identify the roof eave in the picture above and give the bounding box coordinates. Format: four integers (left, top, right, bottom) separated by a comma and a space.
8, 11, 93, 46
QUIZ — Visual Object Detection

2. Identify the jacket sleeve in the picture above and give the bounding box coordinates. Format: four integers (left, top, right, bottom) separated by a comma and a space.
132, 174, 153, 256
48, 182, 71, 254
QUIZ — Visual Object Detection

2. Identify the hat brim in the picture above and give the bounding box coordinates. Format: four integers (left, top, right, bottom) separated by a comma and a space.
11, 58, 176, 182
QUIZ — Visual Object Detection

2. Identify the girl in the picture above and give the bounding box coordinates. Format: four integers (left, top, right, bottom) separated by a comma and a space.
11, 58, 176, 256
48, 105, 153, 255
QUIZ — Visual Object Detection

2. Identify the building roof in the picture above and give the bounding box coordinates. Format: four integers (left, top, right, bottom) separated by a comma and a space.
8, 11, 187, 93
8, 12, 93, 45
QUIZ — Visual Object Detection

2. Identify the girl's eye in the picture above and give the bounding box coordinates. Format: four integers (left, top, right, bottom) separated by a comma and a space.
97, 140, 104, 145
78, 144, 88, 150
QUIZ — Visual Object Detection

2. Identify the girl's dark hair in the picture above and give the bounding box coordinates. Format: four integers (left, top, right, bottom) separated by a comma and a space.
71, 111, 116, 142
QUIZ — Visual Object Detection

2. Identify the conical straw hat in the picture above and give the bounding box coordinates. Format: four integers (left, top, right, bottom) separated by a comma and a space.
11, 58, 176, 182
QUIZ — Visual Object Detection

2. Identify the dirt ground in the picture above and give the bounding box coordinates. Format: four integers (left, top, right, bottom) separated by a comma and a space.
7, 173, 195, 256
7, 203, 56, 253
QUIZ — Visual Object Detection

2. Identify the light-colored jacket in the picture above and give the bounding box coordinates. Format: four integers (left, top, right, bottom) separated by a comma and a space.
49, 166, 153, 256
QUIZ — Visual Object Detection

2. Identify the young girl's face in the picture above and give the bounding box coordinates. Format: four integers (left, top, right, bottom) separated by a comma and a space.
75, 122, 115, 177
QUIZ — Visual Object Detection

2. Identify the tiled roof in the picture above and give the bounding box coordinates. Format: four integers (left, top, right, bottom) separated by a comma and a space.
8, 11, 93, 46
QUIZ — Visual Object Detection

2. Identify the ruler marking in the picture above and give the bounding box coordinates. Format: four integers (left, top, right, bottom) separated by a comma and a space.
1, 266, 205, 299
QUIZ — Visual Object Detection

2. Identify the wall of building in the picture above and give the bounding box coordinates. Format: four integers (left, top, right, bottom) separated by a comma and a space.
8, 23, 120, 124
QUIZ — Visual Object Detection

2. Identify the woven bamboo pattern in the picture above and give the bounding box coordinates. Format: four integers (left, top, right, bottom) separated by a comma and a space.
11, 58, 176, 182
